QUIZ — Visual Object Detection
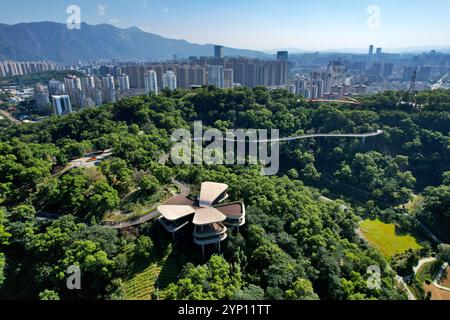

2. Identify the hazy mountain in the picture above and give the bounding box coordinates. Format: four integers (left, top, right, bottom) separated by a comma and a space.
264, 48, 310, 55
0, 22, 266, 63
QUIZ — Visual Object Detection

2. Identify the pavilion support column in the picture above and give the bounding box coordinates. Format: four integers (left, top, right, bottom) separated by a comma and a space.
202, 244, 205, 259
172, 232, 175, 242
218, 241, 221, 254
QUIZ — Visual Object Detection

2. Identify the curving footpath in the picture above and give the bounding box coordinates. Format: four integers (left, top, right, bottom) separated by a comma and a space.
87, 131, 384, 229
192, 130, 384, 143
102, 179, 189, 229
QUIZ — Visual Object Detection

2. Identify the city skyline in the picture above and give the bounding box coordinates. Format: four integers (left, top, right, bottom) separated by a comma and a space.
0, 0, 449, 52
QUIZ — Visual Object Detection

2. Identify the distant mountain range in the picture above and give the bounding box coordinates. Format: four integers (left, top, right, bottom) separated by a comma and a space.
267, 46, 450, 55
0, 22, 266, 63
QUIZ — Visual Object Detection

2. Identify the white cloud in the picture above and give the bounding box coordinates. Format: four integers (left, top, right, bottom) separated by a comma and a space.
109, 19, 119, 24
163, 8, 169, 13
139, 1, 148, 8
98, 4, 109, 16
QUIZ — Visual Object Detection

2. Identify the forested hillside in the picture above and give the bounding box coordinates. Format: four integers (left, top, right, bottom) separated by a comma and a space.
0, 86, 449, 300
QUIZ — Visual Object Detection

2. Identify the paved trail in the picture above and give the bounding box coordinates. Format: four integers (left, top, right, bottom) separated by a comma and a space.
192, 130, 384, 143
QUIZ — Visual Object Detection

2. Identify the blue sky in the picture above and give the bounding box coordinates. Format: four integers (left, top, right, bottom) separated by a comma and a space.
1, 0, 449, 51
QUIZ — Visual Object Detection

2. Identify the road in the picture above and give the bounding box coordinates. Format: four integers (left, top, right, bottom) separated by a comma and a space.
412, 258, 450, 293
417, 220, 442, 244
395, 275, 416, 300
413, 257, 437, 274
192, 130, 384, 143
56, 149, 114, 176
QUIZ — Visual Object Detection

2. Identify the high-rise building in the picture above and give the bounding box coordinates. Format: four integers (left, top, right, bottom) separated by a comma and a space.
101, 74, 116, 103
52, 95, 72, 116
224, 68, 234, 88
121, 65, 147, 88
144, 70, 159, 94
208, 65, 224, 88
163, 71, 177, 90
102, 74, 115, 90
0, 60, 61, 78
64, 75, 85, 108
376, 47, 382, 55
214, 45, 224, 59
403, 67, 417, 81
294, 78, 307, 96
64, 74, 82, 92
34, 83, 50, 112
312, 80, 324, 98
48, 79, 65, 96
369, 45, 374, 55
286, 84, 296, 95
81, 75, 95, 90
383, 63, 394, 77
118, 74, 130, 91
327, 61, 347, 92
189, 67, 207, 86
277, 51, 289, 61
371, 62, 383, 76
417, 66, 432, 81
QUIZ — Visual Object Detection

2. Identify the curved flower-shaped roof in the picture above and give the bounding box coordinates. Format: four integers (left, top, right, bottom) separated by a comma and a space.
158, 182, 242, 226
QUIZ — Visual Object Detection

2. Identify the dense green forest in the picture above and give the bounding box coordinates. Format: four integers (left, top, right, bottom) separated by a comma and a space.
0, 86, 449, 300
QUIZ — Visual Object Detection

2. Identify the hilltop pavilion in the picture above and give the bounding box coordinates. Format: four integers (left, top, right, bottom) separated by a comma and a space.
157, 182, 245, 256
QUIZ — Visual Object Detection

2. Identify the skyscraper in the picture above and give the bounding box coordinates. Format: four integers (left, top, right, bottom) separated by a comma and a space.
294, 78, 307, 97
369, 45, 374, 55
163, 71, 177, 90
101, 74, 117, 103
52, 95, 72, 116
48, 79, 65, 96
102, 74, 115, 90
144, 70, 159, 94
224, 68, 234, 88
383, 63, 394, 77
403, 67, 417, 81
312, 80, 324, 98
417, 66, 432, 81
118, 74, 130, 91
64, 75, 85, 108
208, 65, 224, 88
64, 74, 82, 92
34, 83, 50, 112
277, 51, 289, 61
214, 45, 224, 59
81, 75, 95, 90
376, 47, 382, 55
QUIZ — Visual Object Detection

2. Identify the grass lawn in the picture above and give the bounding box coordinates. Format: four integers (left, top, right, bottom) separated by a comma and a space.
360, 219, 422, 259
416, 261, 439, 284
